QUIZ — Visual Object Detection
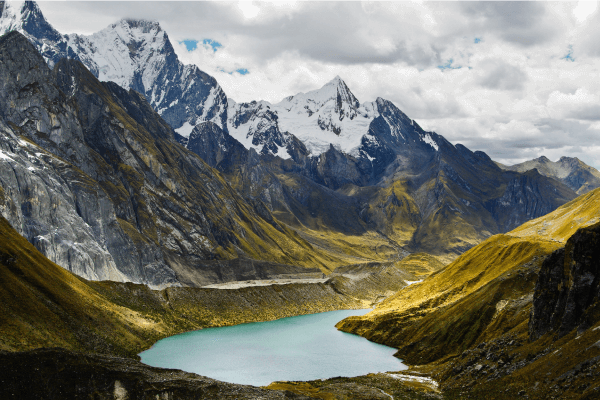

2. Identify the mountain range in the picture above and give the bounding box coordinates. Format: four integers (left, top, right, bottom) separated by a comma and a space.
0, 0, 592, 287
497, 155, 600, 195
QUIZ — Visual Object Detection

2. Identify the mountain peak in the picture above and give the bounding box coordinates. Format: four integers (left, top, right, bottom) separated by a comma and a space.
119, 18, 162, 33
315, 75, 359, 109
0, 0, 63, 51
324, 75, 344, 86
536, 155, 550, 163
1, 1, 39, 31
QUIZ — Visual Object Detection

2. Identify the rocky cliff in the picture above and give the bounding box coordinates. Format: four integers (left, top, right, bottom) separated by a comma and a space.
529, 221, 600, 340
0, 31, 341, 287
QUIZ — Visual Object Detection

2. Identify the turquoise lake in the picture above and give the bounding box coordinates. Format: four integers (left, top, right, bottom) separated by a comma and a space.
139, 309, 407, 386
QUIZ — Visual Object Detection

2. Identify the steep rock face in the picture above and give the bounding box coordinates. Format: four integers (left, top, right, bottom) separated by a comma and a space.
0, 124, 128, 282
0, 1, 80, 68
485, 169, 575, 232
0, 30, 137, 283
529, 221, 600, 340
185, 122, 247, 170
0, 1, 228, 134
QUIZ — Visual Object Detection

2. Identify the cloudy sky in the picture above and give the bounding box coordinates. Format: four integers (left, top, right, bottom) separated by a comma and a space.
37, 1, 600, 168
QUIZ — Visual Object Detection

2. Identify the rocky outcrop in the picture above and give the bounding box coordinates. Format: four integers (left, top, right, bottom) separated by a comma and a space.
0, 348, 310, 400
185, 121, 248, 170
529, 222, 600, 340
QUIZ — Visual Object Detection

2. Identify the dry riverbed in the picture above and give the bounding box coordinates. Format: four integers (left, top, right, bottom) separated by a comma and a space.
202, 278, 329, 289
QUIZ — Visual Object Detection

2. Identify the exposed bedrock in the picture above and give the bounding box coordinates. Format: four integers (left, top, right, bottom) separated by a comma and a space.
529, 221, 600, 340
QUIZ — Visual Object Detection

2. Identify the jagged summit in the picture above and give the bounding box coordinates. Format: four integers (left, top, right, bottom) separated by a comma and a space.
536, 155, 551, 162
0, 0, 71, 67
0, 1, 36, 30
278, 75, 360, 112
226, 76, 444, 160
120, 18, 162, 31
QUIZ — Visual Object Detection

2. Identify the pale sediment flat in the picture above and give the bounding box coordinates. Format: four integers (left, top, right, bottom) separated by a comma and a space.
202, 278, 329, 289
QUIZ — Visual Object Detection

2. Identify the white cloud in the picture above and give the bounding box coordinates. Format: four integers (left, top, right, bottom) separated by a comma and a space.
573, 0, 598, 23
238, 1, 260, 19
547, 88, 600, 120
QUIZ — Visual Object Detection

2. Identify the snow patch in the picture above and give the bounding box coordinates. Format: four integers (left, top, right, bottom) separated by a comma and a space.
386, 373, 438, 389
0, 150, 14, 161
421, 133, 439, 151
361, 150, 375, 162
275, 144, 291, 160
175, 122, 194, 138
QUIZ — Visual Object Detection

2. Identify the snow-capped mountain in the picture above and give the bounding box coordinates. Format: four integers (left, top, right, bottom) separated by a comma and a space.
1, 1, 443, 168
227, 76, 442, 164
0, 1, 227, 133
0, 1, 79, 67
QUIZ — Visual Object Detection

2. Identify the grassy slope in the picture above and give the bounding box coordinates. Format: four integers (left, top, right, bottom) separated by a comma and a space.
335, 187, 600, 398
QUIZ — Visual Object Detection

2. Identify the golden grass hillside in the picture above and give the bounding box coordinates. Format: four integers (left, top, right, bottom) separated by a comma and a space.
337, 187, 600, 362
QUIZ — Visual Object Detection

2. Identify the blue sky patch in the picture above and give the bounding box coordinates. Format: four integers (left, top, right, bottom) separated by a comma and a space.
219, 67, 250, 75
203, 39, 223, 52
474, 37, 481, 44
180, 40, 198, 51
437, 59, 461, 70
562, 45, 575, 62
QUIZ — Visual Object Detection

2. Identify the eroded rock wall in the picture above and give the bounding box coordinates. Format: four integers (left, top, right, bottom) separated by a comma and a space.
529, 221, 600, 340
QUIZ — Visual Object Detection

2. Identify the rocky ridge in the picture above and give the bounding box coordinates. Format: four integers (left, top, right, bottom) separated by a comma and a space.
498, 155, 600, 195
0, 30, 342, 287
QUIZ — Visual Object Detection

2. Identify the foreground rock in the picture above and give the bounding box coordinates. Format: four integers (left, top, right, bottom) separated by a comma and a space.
0, 348, 311, 400
530, 221, 600, 340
